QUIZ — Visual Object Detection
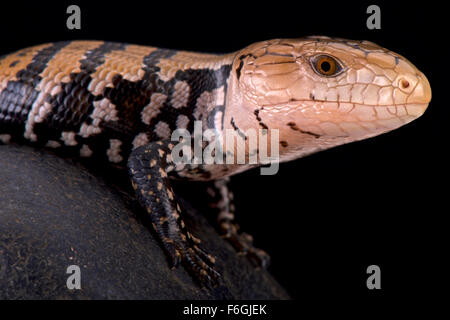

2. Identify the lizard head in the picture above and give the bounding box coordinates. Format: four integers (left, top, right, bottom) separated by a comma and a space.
224, 36, 431, 162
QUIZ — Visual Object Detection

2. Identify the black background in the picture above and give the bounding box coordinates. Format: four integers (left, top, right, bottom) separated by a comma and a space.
0, 0, 446, 305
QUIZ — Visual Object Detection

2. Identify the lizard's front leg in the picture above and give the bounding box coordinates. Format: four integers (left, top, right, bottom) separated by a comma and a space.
127, 141, 220, 287
207, 178, 271, 268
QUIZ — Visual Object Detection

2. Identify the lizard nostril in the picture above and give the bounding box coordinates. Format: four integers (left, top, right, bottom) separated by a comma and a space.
400, 79, 410, 89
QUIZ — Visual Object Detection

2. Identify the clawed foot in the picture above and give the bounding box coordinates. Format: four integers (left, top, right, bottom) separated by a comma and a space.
221, 224, 271, 268
163, 235, 221, 288
128, 143, 222, 288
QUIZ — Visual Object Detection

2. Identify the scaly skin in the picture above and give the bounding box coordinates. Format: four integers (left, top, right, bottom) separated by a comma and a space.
224, 36, 431, 165
0, 37, 431, 286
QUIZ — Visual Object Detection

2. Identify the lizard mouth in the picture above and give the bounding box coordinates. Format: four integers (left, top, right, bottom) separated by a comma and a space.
258, 100, 430, 139
403, 103, 429, 118
344, 102, 429, 137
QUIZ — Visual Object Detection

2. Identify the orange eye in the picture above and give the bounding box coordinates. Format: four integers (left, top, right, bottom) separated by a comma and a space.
311, 55, 343, 77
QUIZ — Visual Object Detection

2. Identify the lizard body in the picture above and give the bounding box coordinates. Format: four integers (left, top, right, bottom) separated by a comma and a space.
0, 37, 431, 286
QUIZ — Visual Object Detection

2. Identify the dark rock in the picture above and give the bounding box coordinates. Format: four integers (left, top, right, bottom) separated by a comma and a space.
0, 144, 289, 299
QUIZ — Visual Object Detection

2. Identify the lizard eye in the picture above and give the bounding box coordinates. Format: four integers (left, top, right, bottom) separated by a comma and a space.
311, 55, 343, 77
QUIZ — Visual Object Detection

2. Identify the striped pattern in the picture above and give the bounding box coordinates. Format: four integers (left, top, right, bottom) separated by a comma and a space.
0, 41, 233, 166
